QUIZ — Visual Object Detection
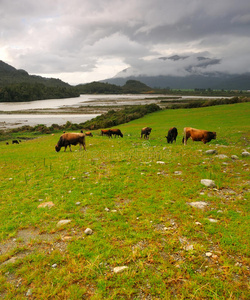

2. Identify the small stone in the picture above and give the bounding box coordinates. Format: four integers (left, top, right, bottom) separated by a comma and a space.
184, 244, 194, 251
57, 220, 71, 227
113, 266, 129, 273
201, 179, 216, 187
111, 210, 117, 212
62, 236, 73, 241
205, 252, 213, 257
208, 218, 218, 223
189, 201, 208, 209
174, 171, 182, 175
205, 149, 218, 155
216, 154, 228, 159
52, 263, 57, 268
242, 151, 250, 157
75, 202, 81, 205
84, 228, 93, 235
156, 161, 165, 164
26, 289, 33, 296
195, 221, 202, 225
38, 201, 55, 208
231, 155, 239, 160
105, 207, 110, 212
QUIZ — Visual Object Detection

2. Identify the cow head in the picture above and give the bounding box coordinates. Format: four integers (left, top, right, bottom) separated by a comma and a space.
55, 145, 61, 152
209, 131, 217, 140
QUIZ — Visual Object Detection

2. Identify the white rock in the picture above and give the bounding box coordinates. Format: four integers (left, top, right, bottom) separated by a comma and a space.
113, 266, 129, 273
174, 171, 182, 175
242, 151, 250, 157
205, 150, 218, 155
231, 155, 239, 160
57, 220, 71, 227
195, 221, 202, 225
201, 179, 216, 187
52, 263, 57, 268
189, 201, 208, 209
26, 289, 33, 296
75, 202, 81, 205
216, 154, 229, 159
208, 218, 218, 223
105, 207, 110, 212
84, 228, 93, 235
205, 252, 213, 257
184, 244, 194, 251
156, 161, 165, 164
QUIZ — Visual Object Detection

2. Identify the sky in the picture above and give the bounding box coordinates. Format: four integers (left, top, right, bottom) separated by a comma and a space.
1, 0, 250, 85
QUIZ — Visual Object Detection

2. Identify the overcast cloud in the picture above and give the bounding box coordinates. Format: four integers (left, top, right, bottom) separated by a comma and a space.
1, 0, 250, 84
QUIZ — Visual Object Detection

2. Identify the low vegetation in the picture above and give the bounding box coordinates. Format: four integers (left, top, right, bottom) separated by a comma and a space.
0, 102, 249, 299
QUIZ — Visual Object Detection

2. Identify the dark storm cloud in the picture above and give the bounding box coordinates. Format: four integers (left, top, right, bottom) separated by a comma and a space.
1, 0, 250, 84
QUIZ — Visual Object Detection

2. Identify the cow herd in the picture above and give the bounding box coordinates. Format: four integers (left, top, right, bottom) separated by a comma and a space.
54, 126, 216, 152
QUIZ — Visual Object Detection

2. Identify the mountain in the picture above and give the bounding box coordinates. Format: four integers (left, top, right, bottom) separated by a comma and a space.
102, 55, 250, 90
0, 61, 79, 102
103, 73, 250, 90
0, 60, 70, 87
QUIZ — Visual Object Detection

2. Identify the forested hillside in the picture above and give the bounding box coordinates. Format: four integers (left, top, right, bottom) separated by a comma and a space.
0, 61, 79, 102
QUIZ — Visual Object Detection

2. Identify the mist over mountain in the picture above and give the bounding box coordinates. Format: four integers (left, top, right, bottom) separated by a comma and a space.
102, 54, 250, 90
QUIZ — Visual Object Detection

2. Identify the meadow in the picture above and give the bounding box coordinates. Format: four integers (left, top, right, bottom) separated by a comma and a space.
0, 102, 249, 299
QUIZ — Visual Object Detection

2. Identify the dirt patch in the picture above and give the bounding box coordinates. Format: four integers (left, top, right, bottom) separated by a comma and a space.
0, 227, 84, 266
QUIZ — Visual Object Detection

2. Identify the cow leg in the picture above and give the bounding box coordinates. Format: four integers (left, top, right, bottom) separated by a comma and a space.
69, 145, 72, 151
64, 145, 67, 152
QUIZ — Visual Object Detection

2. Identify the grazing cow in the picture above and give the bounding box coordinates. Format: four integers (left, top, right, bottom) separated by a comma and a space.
109, 129, 123, 138
85, 131, 93, 137
12, 140, 19, 144
55, 132, 86, 152
141, 127, 152, 139
166, 127, 178, 143
101, 129, 110, 137
182, 127, 216, 145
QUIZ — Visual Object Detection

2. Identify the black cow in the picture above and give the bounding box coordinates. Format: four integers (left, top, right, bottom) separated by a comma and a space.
12, 140, 19, 144
165, 127, 178, 143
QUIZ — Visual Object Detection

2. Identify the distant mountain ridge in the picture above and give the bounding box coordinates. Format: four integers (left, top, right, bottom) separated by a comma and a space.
0, 60, 70, 87
103, 73, 250, 90
103, 54, 250, 90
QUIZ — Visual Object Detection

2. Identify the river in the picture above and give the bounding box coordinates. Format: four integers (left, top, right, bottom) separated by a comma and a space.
0, 94, 230, 129
0, 94, 166, 129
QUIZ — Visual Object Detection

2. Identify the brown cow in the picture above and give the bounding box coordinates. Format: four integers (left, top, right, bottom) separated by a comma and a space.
101, 129, 110, 137
55, 133, 86, 152
85, 131, 93, 137
166, 127, 178, 143
109, 129, 123, 138
182, 127, 216, 145
141, 127, 152, 139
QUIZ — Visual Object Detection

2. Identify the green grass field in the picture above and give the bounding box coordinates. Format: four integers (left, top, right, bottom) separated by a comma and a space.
0, 102, 249, 299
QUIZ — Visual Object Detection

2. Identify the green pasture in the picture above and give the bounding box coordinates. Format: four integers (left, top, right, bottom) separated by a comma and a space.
0, 102, 249, 299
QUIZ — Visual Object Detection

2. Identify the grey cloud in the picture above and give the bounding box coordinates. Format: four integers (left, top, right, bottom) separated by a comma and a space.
1, 0, 250, 84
